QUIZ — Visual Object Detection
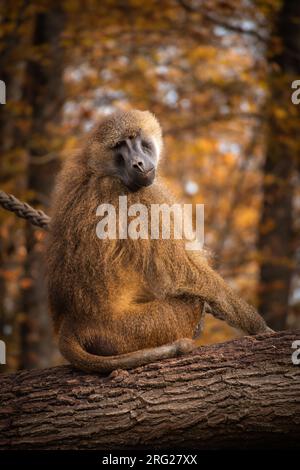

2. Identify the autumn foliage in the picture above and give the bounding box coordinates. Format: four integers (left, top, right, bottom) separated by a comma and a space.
0, 0, 299, 372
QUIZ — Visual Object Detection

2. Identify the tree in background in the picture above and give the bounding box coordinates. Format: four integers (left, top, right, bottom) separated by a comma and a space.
20, 3, 65, 368
0, 1, 32, 371
258, 0, 300, 330
0, 1, 65, 369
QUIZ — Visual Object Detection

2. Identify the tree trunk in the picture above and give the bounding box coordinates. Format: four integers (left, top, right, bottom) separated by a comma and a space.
258, 0, 300, 330
20, 6, 65, 369
0, 3, 31, 372
0, 330, 299, 450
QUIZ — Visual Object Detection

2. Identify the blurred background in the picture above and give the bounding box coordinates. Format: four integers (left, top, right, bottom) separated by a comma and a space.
1, 0, 300, 372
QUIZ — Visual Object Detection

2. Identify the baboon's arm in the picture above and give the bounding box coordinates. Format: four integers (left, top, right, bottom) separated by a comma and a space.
59, 319, 196, 374
173, 258, 270, 335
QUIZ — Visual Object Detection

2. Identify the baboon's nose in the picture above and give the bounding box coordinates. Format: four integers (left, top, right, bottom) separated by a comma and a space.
132, 158, 145, 173
132, 157, 154, 175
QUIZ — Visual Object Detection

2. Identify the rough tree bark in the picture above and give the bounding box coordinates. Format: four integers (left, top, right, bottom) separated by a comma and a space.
0, 330, 299, 450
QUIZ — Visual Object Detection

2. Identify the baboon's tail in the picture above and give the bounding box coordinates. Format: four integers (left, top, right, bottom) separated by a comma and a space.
59, 319, 195, 374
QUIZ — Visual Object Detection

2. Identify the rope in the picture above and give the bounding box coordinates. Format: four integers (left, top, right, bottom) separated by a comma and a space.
0, 190, 50, 230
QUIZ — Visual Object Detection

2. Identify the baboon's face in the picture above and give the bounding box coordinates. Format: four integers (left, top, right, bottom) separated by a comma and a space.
111, 131, 158, 191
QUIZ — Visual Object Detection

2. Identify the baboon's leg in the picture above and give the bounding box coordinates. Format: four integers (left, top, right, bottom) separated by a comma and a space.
86, 299, 200, 356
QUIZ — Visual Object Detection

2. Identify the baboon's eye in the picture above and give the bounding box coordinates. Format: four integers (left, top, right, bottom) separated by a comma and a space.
141, 140, 152, 152
115, 153, 125, 167
113, 140, 125, 149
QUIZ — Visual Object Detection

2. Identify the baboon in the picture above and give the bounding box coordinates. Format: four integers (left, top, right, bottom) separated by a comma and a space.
47, 109, 271, 373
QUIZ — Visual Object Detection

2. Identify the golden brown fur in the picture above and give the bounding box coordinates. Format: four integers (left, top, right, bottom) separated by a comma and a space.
47, 110, 269, 373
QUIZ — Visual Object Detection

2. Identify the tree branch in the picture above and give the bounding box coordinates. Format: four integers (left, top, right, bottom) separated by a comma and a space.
0, 330, 300, 450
